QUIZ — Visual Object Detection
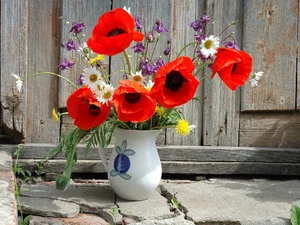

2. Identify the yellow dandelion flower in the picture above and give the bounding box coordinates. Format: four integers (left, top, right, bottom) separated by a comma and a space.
156, 106, 165, 117
52, 108, 60, 122
89, 54, 105, 65
175, 119, 196, 136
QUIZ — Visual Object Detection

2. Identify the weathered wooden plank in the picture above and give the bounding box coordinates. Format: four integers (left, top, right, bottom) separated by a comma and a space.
203, 0, 243, 146
297, 0, 300, 110
239, 112, 300, 147
58, 0, 111, 108
1, 0, 28, 143
3, 144, 300, 163
241, 0, 298, 111
18, 159, 300, 176
165, 0, 205, 146
26, 0, 60, 143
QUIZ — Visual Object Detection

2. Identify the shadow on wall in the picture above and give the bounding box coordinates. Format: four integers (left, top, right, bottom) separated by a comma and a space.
239, 112, 300, 148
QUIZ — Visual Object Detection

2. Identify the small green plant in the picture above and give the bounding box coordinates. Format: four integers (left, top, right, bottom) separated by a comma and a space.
170, 194, 180, 211
108, 207, 120, 225
291, 202, 300, 225
13, 145, 32, 225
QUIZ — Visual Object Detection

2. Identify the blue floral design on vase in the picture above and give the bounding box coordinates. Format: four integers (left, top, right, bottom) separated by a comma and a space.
110, 140, 135, 180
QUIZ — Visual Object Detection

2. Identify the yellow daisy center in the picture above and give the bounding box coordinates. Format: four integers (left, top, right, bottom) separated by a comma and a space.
133, 75, 142, 82
97, 84, 104, 91
175, 119, 190, 136
103, 91, 112, 99
89, 74, 98, 82
204, 40, 213, 49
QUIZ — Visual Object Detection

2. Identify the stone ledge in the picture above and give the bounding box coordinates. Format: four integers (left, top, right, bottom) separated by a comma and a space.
0, 151, 17, 225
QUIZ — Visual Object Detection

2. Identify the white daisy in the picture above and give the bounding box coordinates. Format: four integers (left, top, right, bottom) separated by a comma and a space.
123, 6, 131, 14
250, 71, 264, 87
82, 67, 102, 91
97, 84, 115, 105
200, 35, 220, 58
128, 71, 145, 85
145, 80, 155, 91
11, 72, 23, 92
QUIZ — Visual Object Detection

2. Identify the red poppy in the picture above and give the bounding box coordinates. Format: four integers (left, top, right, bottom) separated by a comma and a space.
87, 8, 144, 56
67, 86, 111, 130
211, 47, 252, 91
112, 80, 156, 123
150, 56, 199, 108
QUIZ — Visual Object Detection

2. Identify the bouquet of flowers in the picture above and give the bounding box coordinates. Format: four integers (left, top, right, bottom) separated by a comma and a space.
12, 7, 263, 190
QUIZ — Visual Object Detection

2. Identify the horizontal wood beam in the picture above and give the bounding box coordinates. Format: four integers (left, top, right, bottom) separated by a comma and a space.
1, 144, 300, 163
18, 159, 300, 176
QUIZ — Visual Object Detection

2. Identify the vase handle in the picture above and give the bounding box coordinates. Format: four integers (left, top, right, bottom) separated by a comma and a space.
98, 145, 108, 171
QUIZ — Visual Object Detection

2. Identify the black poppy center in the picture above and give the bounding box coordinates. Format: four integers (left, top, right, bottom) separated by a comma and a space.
125, 93, 141, 104
107, 28, 126, 37
89, 104, 100, 116
165, 71, 187, 92
232, 63, 237, 73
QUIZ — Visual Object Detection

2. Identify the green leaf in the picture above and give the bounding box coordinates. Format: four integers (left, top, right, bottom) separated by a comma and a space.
121, 140, 127, 151
110, 170, 119, 177
119, 173, 131, 180
291, 202, 300, 225
22, 215, 32, 225
56, 174, 70, 191
171, 197, 179, 209
123, 149, 135, 156
20, 187, 29, 192
115, 146, 122, 154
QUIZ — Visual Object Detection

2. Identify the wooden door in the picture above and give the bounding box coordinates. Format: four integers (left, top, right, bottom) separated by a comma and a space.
1, 0, 300, 147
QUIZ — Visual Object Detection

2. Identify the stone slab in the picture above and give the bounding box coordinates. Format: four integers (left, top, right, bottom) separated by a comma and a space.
162, 179, 300, 225
21, 196, 80, 218
0, 151, 13, 171
0, 151, 17, 225
21, 182, 116, 222
29, 213, 109, 225
116, 189, 176, 221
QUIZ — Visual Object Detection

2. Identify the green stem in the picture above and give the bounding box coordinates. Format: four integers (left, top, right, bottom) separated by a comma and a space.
194, 61, 213, 76
176, 42, 198, 59
21, 72, 78, 89
123, 50, 132, 74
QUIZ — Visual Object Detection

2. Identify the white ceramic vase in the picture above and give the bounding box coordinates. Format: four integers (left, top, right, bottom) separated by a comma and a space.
100, 127, 162, 201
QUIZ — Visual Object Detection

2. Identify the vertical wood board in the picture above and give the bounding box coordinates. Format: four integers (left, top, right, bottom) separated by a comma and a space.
58, 0, 111, 108
297, 0, 300, 110
25, 0, 60, 143
165, 0, 205, 145
0, 0, 28, 142
203, 0, 243, 146
241, 0, 298, 111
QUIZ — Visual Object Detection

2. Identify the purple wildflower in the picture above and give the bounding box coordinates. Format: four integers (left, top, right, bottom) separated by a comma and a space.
57, 58, 75, 70
134, 17, 143, 30
76, 74, 84, 86
139, 59, 156, 76
61, 39, 77, 51
200, 15, 211, 23
156, 58, 165, 68
195, 33, 206, 42
223, 39, 240, 50
69, 22, 85, 34
196, 50, 214, 63
190, 20, 201, 32
153, 20, 168, 34
163, 47, 171, 56
146, 31, 155, 42
133, 42, 145, 53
